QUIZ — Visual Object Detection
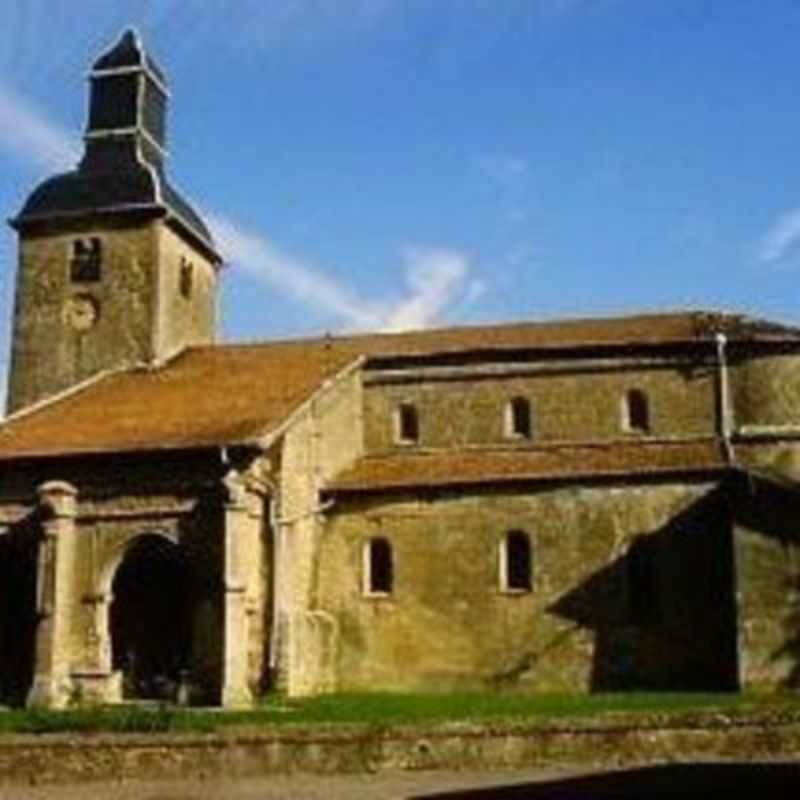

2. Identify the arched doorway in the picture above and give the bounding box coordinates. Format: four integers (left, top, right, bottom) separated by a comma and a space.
110, 535, 191, 700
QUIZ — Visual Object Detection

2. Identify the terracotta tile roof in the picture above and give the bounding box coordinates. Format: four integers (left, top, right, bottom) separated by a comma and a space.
0, 339, 360, 459
325, 440, 729, 493
0, 310, 795, 460
341, 309, 800, 356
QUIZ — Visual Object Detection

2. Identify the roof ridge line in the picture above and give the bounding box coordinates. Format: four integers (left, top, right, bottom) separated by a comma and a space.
179, 307, 777, 355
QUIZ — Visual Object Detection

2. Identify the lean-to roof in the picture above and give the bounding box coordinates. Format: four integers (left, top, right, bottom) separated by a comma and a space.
325, 439, 728, 493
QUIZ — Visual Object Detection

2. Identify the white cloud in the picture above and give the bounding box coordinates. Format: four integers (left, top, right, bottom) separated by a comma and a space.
0, 78, 478, 333
382, 247, 476, 331
211, 215, 478, 332
208, 213, 382, 329
758, 207, 800, 265
0, 82, 79, 172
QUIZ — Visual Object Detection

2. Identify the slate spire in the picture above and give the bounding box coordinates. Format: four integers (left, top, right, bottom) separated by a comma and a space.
12, 29, 219, 262
84, 28, 169, 172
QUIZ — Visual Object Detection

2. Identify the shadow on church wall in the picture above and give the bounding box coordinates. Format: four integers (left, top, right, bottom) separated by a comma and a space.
548, 486, 739, 692
177, 491, 225, 706
728, 473, 800, 690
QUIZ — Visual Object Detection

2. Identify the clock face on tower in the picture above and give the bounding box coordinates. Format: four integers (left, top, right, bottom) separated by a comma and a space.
64, 294, 100, 331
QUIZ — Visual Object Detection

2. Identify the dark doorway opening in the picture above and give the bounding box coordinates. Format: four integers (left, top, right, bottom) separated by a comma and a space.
0, 522, 37, 706
110, 535, 191, 701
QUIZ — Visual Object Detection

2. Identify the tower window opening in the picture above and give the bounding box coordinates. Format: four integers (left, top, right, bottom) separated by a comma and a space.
396, 403, 419, 444
624, 388, 650, 434
506, 396, 532, 439
70, 237, 102, 283
501, 530, 533, 592
364, 537, 394, 595
179, 257, 194, 299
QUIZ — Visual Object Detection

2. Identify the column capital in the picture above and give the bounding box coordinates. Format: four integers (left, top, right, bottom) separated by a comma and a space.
222, 469, 248, 510
222, 469, 264, 515
37, 481, 78, 520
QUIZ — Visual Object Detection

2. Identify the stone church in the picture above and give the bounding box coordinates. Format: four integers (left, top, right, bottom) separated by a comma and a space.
0, 30, 798, 709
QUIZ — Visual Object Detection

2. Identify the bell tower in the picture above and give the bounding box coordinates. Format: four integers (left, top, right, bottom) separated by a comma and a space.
7, 29, 222, 414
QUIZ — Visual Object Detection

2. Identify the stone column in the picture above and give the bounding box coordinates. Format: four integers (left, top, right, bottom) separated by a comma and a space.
220, 470, 260, 708
28, 481, 78, 708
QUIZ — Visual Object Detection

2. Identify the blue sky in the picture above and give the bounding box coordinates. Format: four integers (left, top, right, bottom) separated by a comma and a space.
1, 0, 800, 359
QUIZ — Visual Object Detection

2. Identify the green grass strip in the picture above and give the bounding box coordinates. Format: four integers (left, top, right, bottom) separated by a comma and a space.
0, 691, 797, 735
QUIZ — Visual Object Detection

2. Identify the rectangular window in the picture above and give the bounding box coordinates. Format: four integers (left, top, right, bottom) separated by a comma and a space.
363, 537, 394, 596
70, 237, 102, 283
395, 403, 419, 444
500, 530, 533, 593
179, 257, 194, 299
506, 397, 532, 439
623, 389, 650, 434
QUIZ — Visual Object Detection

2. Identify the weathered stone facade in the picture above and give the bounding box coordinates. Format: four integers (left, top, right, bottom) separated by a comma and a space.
0, 31, 798, 710
316, 482, 734, 694
0, 451, 273, 708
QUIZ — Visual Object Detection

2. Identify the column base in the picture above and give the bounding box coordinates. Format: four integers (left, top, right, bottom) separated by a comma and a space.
70, 669, 123, 705
27, 672, 73, 709
221, 684, 254, 709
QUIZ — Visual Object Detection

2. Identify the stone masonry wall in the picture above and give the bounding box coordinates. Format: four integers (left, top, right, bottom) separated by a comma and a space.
317, 480, 737, 694
731, 352, 800, 430
730, 475, 800, 691
363, 361, 717, 452
0, 711, 799, 787
8, 219, 159, 413
154, 224, 217, 361
278, 367, 364, 696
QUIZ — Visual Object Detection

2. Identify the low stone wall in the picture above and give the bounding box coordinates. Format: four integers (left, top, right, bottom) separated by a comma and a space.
0, 711, 798, 787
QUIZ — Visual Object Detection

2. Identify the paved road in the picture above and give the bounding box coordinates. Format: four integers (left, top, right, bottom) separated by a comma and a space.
0, 768, 577, 800
5, 762, 799, 798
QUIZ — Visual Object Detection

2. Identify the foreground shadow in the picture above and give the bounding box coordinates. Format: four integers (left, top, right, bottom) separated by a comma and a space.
410, 762, 800, 799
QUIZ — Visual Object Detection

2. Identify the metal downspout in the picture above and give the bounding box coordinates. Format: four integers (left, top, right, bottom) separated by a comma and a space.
716, 332, 735, 464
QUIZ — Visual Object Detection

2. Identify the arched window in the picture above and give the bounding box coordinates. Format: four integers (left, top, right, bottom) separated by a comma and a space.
506, 396, 532, 439
501, 530, 532, 592
364, 537, 393, 595
624, 388, 650, 434
396, 403, 419, 444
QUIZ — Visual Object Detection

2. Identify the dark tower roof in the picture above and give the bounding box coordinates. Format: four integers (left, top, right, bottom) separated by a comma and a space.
11, 29, 220, 263
92, 28, 167, 86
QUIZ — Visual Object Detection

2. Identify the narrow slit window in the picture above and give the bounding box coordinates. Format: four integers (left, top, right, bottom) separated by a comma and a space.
396, 403, 419, 444
624, 388, 650, 433
70, 237, 102, 283
506, 396, 532, 439
179, 257, 194, 299
502, 530, 532, 592
365, 537, 393, 595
